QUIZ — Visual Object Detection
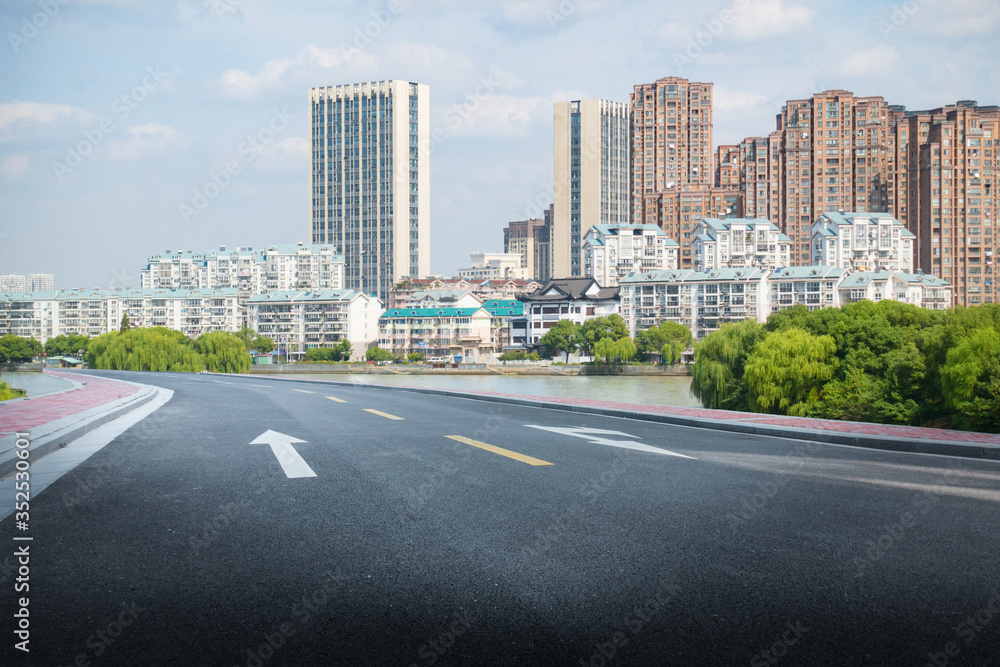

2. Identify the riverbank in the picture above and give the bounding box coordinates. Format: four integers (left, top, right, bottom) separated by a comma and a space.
247, 363, 692, 376
265, 372, 701, 407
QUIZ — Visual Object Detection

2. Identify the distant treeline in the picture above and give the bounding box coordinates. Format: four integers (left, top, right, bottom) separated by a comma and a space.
691, 301, 1000, 434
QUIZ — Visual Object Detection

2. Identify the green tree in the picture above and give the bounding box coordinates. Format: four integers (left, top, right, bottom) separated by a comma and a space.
305, 347, 334, 362
44, 334, 91, 357
235, 326, 275, 354
120, 313, 131, 333
690, 320, 768, 411
195, 332, 252, 373
331, 339, 353, 361
407, 352, 426, 363
539, 320, 581, 362
0, 335, 43, 363
0, 379, 19, 401
578, 315, 630, 356
366, 347, 394, 362
635, 321, 693, 363
744, 328, 837, 417
940, 326, 1000, 433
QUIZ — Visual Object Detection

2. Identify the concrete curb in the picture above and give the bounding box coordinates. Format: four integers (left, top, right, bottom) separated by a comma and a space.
0, 377, 159, 478
206, 372, 1000, 462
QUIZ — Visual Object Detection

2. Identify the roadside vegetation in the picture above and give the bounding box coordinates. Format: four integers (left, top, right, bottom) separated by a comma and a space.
691, 301, 1000, 433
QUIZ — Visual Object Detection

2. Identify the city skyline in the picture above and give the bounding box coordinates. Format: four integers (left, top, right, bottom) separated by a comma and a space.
1, 0, 998, 289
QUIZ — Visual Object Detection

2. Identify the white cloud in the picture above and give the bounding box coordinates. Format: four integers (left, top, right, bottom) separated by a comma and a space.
212, 45, 372, 100
0, 101, 93, 141
254, 136, 309, 171
729, 0, 815, 39
443, 94, 549, 137
1, 154, 31, 179
835, 44, 900, 78
106, 124, 187, 160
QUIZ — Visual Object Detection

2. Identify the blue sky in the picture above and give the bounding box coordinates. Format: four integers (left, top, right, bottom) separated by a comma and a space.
1, 0, 997, 289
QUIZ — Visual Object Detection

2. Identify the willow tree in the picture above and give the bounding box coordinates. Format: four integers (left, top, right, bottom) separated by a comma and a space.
89, 327, 204, 372
594, 336, 636, 364
940, 326, 1000, 433
690, 320, 767, 411
195, 332, 252, 374
744, 327, 837, 417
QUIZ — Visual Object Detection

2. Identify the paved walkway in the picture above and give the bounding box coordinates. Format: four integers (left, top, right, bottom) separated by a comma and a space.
0, 371, 141, 437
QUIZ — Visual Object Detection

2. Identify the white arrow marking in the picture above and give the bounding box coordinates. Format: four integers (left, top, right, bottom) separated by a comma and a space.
251, 430, 317, 478
525, 425, 696, 459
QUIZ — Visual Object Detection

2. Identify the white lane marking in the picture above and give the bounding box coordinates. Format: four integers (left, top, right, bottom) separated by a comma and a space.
525, 425, 697, 459
251, 430, 317, 478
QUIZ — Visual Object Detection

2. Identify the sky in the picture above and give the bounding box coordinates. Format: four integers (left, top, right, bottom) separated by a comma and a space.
1, 0, 998, 290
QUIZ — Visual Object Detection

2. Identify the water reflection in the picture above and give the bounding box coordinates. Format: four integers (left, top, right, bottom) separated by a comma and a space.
283, 373, 700, 408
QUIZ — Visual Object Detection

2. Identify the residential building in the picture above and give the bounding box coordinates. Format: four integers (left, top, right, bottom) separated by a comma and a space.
246, 289, 382, 361
553, 99, 631, 277
0, 275, 27, 292
392, 290, 483, 310
811, 211, 914, 272
901, 101, 999, 306
0, 274, 55, 293
27, 274, 54, 291
141, 245, 345, 301
377, 307, 496, 363
692, 218, 791, 272
457, 252, 529, 281
387, 278, 541, 308
773, 90, 898, 265
766, 266, 848, 314
582, 224, 679, 287
619, 268, 766, 340
503, 217, 550, 281
516, 278, 619, 346
641, 187, 744, 268
309, 80, 431, 298
838, 271, 952, 310
631, 77, 714, 222
0, 288, 242, 343
715, 144, 741, 190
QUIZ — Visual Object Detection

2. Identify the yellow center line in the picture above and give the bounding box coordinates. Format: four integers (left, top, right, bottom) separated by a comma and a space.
446, 436, 554, 467
364, 409, 404, 421
326, 396, 347, 403
293, 389, 314, 394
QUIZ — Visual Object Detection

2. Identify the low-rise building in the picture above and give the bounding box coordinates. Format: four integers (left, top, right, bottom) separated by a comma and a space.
246, 290, 382, 362
811, 211, 915, 273
620, 268, 766, 340
377, 307, 495, 363
457, 252, 529, 281
767, 266, 848, 314
692, 218, 791, 272
582, 224, 679, 287
516, 278, 619, 346
838, 271, 952, 310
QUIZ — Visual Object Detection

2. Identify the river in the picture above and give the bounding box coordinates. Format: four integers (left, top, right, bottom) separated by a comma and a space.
280, 373, 701, 408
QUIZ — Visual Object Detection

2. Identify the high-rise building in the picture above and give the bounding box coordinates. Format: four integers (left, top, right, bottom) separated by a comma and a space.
552, 99, 631, 278
27, 274, 54, 291
773, 90, 897, 265
630, 77, 714, 222
0, 275, 27, 292
901, 101, 999, 306
642, 187, 744, 268
503, 217, 547, 281
309, 80, 430, 298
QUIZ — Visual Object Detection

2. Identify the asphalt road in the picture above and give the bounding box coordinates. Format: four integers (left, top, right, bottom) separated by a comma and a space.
2, 370, 1000, 666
